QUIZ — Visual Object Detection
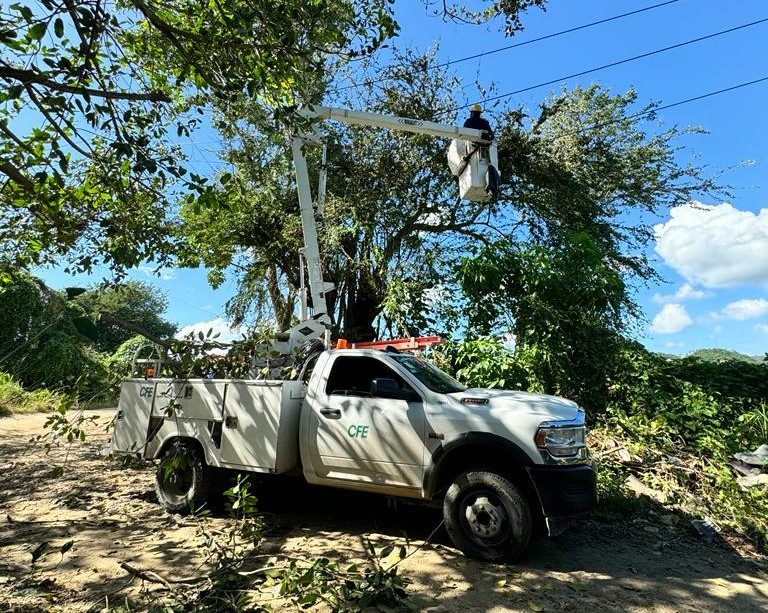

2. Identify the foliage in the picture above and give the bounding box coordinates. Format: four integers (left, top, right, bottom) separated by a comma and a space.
271, 543, 411, 612
75, 281, 177, 353
0, 0, 399, 277
0, 371, 62, 416
180, 47, 509, 340
434, 336, 529, 390
106, 335, 163, 379
737, 404, 768, 447
457, 231, 626, 409
0, 271, 110, 395
687, 347, 764, 364
116, 464, 413, 612
441, 335, 768, 551
438, 0, 547, 36
590, 426, 768, 553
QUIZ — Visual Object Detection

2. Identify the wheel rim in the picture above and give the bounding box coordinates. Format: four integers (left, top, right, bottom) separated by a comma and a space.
161, 463, 194, 504
459, 489, 511, 546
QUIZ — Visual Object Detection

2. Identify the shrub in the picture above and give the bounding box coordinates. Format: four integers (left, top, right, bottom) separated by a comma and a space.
0, 371, 61, 416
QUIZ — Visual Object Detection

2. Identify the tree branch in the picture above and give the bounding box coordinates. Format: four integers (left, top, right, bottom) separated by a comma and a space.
0, 65, 171, 102
0, 160, 34, 192
129, 0, 216, 85
25, 85, 92, 157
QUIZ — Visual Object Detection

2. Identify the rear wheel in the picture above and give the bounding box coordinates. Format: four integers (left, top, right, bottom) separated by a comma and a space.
443, 470, 532, 562
155, 441, 214, 514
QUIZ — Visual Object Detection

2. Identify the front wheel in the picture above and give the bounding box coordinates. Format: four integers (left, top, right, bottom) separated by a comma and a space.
155, 441, 214, 514
443, 470, 532, 562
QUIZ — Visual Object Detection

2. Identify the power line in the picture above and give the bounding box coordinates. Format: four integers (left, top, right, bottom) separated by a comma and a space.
443, 16, 768, 115
437, 0, 683, 70
333, 0, 683, 93
542, 75, 768, 137
625, 75, 768, 123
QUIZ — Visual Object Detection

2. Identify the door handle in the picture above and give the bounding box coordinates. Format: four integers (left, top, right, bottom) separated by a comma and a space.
320, 408, 342, 419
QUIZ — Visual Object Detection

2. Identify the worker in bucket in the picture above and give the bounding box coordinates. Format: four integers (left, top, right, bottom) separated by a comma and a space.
463, 103, 494, 141
463, 104, 499, 198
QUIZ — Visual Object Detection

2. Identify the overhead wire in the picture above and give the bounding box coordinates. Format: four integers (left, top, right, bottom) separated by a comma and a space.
435, 0, 684, 70
608, 75, 768, 128
332, 0, 684, 93
508, 75, 768, 139
442, 16, 768, 115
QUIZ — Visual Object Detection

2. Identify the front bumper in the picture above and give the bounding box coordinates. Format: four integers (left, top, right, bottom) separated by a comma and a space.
526, 464, 598, 535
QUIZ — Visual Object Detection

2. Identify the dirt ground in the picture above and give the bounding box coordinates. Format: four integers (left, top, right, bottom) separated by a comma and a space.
1, 411, 768, 613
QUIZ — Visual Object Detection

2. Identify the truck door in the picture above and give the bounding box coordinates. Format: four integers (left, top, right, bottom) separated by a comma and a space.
305, 355, 426, 491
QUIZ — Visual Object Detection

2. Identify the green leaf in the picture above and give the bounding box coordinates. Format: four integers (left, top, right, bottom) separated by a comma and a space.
29, 22, 47, 41
54, 18, 64, 38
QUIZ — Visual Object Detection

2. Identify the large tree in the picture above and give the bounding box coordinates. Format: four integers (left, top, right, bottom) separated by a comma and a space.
0, 0, 399, 277
0, 1, 547, 280
0, 273, 105, 391
179, 49, 516, 340
75, 280, 177, 353
456, 85, 719, 407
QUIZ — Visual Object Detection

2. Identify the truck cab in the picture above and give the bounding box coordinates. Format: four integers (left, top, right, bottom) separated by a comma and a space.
300, 349, 596, 559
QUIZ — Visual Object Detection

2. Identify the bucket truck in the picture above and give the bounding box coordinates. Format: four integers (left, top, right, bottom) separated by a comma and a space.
111, 106, 596, 562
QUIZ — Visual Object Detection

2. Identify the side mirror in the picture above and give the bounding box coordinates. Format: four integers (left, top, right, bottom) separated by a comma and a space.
370, 378, 420, 402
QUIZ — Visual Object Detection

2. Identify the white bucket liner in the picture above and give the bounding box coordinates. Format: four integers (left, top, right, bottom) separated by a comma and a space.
447, 139, 500, 202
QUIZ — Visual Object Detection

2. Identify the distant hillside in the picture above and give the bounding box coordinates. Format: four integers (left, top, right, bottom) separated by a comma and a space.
687, 348, 765, 364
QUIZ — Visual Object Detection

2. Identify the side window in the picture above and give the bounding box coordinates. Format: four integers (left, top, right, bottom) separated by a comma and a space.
325, 356, 409, 397
300, 354, 320, 383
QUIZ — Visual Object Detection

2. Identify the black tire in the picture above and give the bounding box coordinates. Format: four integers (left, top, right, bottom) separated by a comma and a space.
443, 470, 532, 562
155, 441, 214, 514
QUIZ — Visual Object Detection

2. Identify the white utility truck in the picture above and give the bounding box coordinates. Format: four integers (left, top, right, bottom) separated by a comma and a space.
111, 106, 597, 561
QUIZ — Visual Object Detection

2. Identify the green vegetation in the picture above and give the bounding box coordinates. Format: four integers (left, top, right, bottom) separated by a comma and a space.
438, 337, 768, 553
1, 0, 763, 583
0, 273, 175, 412
0, 372, 62, 416
112, 470, 412, 612
687, 348, 765, 364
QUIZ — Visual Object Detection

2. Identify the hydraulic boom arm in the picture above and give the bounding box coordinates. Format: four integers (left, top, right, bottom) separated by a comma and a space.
275, 105, 493, 356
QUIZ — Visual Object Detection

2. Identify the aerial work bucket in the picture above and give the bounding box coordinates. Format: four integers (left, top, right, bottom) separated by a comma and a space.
447, 140, 500, 202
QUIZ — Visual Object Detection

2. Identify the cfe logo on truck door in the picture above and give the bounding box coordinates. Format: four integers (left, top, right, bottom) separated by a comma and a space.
348, 425, 369, 438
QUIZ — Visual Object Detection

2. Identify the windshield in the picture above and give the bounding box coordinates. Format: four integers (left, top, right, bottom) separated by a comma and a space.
388, 353, 466, 394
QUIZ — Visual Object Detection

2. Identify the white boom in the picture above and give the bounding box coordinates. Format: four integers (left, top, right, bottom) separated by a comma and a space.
303, 106, 493, 144
273, 105, 497, 356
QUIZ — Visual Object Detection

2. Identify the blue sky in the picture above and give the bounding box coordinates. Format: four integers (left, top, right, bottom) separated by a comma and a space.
38, 0, 768, 355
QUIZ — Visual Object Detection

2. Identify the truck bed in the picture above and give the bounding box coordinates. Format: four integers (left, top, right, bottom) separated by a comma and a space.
112, 378, 305, 474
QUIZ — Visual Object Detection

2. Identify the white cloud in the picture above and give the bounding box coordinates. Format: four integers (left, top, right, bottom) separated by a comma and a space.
755, 324, 768, 334
716, 299, 768, 320
650, 303, 693, 334
176, 318, 247, 346
654, 202, 768, 288
652, 283, 709, 304
138, 265, 176, 281
664, 341, 684, 348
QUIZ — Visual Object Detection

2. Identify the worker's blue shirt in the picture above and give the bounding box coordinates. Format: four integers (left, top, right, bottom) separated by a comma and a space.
463, 116, 494, 138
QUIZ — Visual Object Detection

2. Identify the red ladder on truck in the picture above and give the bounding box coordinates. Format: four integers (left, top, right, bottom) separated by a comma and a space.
335, 336, 443, 351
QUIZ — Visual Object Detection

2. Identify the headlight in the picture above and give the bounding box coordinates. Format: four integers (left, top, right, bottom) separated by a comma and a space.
535, 426, 585, 456
535, 410, 588, 464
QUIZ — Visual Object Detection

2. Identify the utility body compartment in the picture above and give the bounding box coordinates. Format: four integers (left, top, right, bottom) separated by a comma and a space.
112, 378, 304, 474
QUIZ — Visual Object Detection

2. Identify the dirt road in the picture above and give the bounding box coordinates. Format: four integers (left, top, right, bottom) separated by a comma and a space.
1, 411, 767, 612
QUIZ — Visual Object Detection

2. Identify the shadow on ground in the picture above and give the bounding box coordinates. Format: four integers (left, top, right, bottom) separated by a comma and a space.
1, 413, 767, 612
